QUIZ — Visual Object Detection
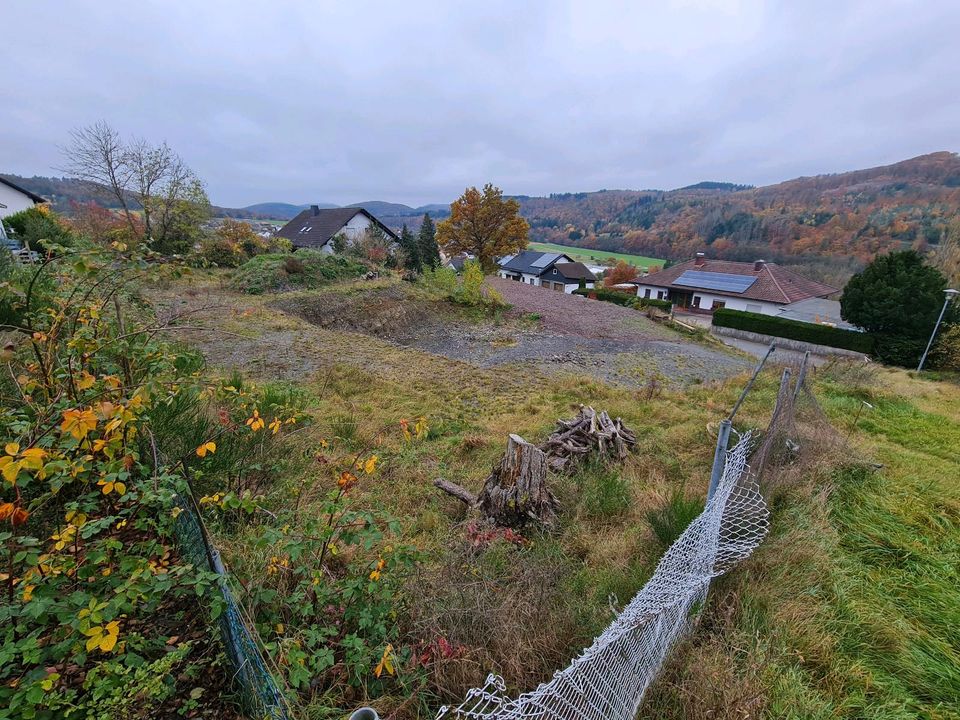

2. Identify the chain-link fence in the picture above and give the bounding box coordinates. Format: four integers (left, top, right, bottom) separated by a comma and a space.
172, 490, 290, 720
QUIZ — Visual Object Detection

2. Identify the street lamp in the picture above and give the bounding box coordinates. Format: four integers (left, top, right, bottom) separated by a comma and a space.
917, 288, 959, 371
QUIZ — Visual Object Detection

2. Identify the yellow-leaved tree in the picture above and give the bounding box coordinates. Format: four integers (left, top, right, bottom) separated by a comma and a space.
436, 183, 529, 272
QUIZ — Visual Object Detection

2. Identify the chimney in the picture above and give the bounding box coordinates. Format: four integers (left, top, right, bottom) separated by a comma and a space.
754, 259, 765, 271
310, 204, 320, 216
694, 252, 705, 267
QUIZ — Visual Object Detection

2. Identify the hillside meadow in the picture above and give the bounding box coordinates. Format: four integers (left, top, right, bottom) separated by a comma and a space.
2, 245, 956, 719
148, 267, 959, 718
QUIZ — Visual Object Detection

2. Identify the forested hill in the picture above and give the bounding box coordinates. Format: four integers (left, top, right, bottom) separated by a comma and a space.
517, 152, 960, 272
6, 152, 959, 277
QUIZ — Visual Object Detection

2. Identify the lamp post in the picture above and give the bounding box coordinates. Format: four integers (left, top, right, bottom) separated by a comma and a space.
917, 288, 959, 372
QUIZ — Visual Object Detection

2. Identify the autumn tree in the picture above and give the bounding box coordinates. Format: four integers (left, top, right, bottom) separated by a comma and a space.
436, 184, 528, 272
61, 121, 209, 253
418, 213, 441, 268
603, 260, 639, 287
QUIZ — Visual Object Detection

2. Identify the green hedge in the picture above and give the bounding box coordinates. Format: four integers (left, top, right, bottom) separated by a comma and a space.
573, 287, 673, 313
636, 297, 672, 311
712, 308, 874, 353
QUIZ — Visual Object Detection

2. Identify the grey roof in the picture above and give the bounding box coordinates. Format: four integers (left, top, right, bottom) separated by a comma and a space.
0, 177, 47, 205
447, 255, 469, 271
776, 298, 859, 330
548, 262, 597, 282
499, 249, 573, 275
275, 207, 398, 248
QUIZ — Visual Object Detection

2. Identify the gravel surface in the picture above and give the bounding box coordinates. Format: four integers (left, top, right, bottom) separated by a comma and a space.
278, 279, 751, 387
150, 277, 750, 390
489, 277, 671, 340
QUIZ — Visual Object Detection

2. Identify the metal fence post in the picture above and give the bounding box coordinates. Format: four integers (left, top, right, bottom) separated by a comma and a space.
707, 343, 776, 501
707, 418, 732, 500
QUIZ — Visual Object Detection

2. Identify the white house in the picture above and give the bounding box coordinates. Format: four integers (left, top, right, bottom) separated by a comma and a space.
0, 178, 47, 219
276, 206, 399, 252
498, 250, 597, 293
634, 253, 837, 315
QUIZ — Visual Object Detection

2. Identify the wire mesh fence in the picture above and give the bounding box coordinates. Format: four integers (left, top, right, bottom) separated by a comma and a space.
172, 490, 290, 720
435, 429, 765, 720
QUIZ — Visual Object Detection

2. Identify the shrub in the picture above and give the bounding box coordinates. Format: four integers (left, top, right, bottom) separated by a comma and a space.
2, 205, 74, 251
712, 308, 875, 354
929, 324, 960, 371
635, 297, 672, 311
421, 260, 505, 310
198, 235, 246, 267
0, 247, 229, 717
573, 286, 636, 307
229, 250, 366, 294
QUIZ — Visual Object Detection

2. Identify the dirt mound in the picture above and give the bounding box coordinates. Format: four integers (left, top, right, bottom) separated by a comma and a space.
273, 284, 441, 335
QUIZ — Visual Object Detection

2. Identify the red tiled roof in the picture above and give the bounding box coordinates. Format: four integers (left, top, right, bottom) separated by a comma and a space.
638, 258, 837, 304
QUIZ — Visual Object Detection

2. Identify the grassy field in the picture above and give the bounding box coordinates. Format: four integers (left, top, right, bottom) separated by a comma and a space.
527, 241, 664, 270
154, 270, 960, 718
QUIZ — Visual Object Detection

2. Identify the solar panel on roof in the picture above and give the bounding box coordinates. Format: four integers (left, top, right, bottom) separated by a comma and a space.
674, 270, 758, 294
530, 252, 561, 268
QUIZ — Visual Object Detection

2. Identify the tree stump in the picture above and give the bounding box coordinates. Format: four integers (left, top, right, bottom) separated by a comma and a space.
434, 434, 558, 527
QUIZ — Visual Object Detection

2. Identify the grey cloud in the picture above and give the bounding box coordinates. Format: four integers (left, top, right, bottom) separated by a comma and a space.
2, 0, 958, 207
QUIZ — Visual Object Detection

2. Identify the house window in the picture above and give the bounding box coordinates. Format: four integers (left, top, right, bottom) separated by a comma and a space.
692, 295, 701, 309
644, 289, 651, 299
657, 291, 664, 300
713, 301, 726, 310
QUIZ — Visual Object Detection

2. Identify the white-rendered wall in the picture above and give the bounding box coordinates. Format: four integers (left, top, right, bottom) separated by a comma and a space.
0, 184, 38, 219
689, 292, 781, 314
634, 284, 781, 314
341, 214, 374, 240
634, 284, 669, 301
521, 273, 540, 285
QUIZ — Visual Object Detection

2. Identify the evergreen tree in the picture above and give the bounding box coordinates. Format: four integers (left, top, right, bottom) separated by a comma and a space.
418, 213, 441, 268
841, 250, 953, 366
398, 224, 421, 271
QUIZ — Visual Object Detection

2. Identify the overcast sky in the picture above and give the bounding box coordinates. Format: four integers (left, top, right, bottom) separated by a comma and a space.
3, 1, 959, 207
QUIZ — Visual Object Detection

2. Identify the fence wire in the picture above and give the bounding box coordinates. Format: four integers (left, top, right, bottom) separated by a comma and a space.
172, 491, 289, 720
436, 429, 766, 720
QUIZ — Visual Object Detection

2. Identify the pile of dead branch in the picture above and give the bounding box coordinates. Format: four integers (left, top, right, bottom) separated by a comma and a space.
539, 405, 637, 473
435, 406, 636, 528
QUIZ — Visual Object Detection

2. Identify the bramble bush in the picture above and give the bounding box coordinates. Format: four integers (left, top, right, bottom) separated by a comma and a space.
0, 245, 423, 716
0, 247, 231, 718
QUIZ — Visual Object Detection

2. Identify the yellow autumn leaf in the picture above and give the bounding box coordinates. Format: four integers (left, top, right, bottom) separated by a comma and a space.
19, 447, 46, 470
170, 507, 183, 519
268, 417, 282, 434
61, 408, 97, 440
0, 457, 21, 484
374, 643, 395, 678
363, 455, 378, 475
76, 371, 96, 391
4, 442, 19, 456
195, 441, 216, 457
